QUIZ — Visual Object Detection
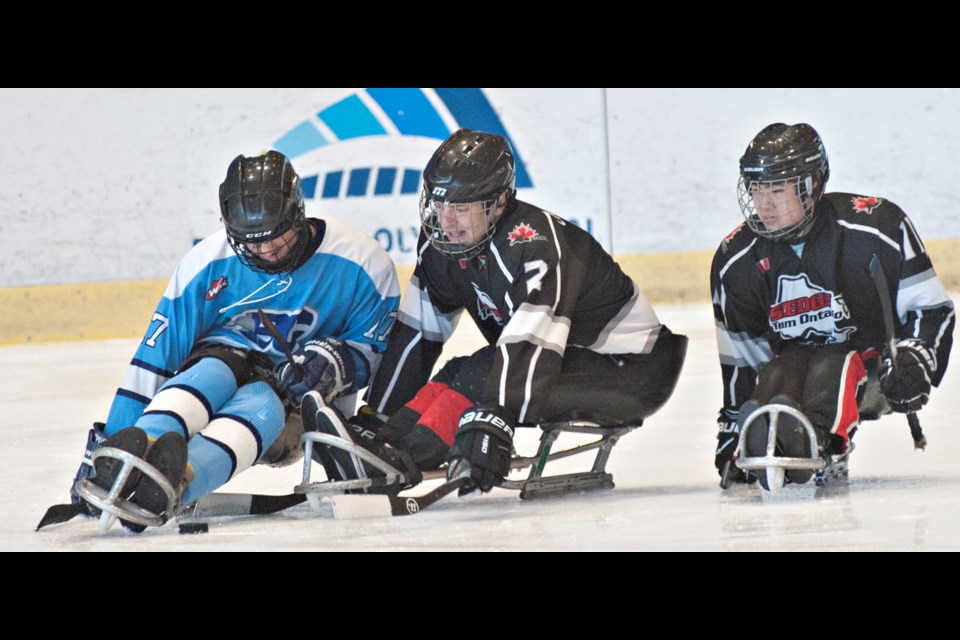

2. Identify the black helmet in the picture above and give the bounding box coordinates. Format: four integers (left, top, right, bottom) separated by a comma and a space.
737, 123, 830, 241
219, 150, 311, 274
420, 129, 516, 259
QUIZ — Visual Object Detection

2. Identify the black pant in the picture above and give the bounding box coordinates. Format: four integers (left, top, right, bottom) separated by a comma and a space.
448, 329, 688, 426
752, 344, 880, 444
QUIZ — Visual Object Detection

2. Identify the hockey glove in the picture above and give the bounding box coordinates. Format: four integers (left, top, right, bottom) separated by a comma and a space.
447, 405, 516, 494
70, 422, 108, 507
880, 341, 935, 413
715, 408, 756, 487
275, 337, 356, 406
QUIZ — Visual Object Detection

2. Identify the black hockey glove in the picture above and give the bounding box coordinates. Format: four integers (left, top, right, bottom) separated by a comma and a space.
715, 408, 756, 488
274, 337, 356, 406
880, 341, 935, 413
70, 422, 108, 507
447, 405, 516, 494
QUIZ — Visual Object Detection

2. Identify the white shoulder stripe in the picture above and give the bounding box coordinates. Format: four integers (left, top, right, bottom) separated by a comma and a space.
836, 219, 900, 252
718, 238, 758, 280
320, 217, 399, 299
165, 231, 234, 300
490, 242, 513, 284
542, 213, 563, 308
902, 217, 927, 258
488, 243, 516, 315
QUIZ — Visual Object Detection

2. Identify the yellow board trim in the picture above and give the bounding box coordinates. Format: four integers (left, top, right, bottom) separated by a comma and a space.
2, 239, 958, 345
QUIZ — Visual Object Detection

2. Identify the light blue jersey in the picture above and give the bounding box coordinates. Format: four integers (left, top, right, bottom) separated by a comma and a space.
106, 217, 399, 432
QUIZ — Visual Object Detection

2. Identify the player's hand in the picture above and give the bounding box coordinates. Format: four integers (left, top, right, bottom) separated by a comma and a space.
447, 405, 516, 494
716, 409, 756, 488
881, 342, 934, 413
275, 338, 354, 406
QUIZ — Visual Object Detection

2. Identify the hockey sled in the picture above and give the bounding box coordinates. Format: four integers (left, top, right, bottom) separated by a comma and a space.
735, 403, 856, 493
501, 421, 634, 499
73, 446, 180, 533
43, 421, 640, 531
295, 419, 639, 511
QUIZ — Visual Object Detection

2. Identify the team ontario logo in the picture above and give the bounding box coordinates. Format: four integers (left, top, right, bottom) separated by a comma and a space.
851, 196, 882, 214
769, 274, 856, 344
507, 222, 544, 246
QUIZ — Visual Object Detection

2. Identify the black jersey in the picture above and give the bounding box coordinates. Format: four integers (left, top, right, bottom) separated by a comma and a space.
711, 192, 955, 414
368, 200, 665, 422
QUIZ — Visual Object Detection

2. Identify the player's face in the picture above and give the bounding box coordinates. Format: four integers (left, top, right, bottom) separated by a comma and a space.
245, 226, 300, 264
437, 201, 492, 247
749, 181, 805, 232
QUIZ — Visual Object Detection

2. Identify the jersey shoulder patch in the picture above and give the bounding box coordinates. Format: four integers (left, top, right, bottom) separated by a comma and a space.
827, 192, 905, 235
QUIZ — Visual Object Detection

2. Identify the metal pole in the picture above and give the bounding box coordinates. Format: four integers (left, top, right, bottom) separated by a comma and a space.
600, 88, 615, 254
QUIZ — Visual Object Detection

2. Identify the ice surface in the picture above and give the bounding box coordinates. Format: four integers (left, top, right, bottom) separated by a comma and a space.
3, 302, 958, 551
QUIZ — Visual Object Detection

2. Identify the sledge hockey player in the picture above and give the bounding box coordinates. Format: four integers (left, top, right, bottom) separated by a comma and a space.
68, 151, 399, 530
307, 128, 688, 497
712, 122, 955, 491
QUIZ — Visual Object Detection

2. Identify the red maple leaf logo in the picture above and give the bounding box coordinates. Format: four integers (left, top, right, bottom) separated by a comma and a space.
508, 222, 539, 246
851, 196, 882, 214
724, 223, 744, 243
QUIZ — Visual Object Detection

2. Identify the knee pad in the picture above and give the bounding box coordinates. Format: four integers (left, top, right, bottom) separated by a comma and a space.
180, 343, 257, 386
182, 344, 282, 398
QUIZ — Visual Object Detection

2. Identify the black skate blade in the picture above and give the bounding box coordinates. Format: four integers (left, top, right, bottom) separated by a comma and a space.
36, 503, 87, 530
130, 432, 188, 521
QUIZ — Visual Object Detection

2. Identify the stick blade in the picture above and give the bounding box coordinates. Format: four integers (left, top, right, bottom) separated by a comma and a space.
328, 494, 393, 519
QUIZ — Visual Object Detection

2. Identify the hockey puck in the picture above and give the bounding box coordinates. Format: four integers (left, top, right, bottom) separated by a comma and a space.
179, 522, 209, 535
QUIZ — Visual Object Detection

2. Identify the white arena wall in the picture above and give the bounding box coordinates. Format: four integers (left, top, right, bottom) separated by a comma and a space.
1, 88, 957, 343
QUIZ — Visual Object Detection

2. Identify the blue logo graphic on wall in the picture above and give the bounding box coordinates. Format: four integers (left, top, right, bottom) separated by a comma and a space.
272, 88, 533, 200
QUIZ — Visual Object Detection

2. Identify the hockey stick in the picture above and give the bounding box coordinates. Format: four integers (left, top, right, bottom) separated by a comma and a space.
186, 476, 469, 520
40, 477, 469, 531
869, 254, 926, 450
383, 477, 469, 516
36, 492, 309, 531
36, 503, 87, 530
258, 308, 303, 382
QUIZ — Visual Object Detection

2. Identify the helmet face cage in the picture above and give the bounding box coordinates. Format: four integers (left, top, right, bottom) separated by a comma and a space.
225, 208, 310, 275
220, 151, 311, 274
737, 174, 817, 241
419, 129, 516, 260
420, 189, 501, 260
